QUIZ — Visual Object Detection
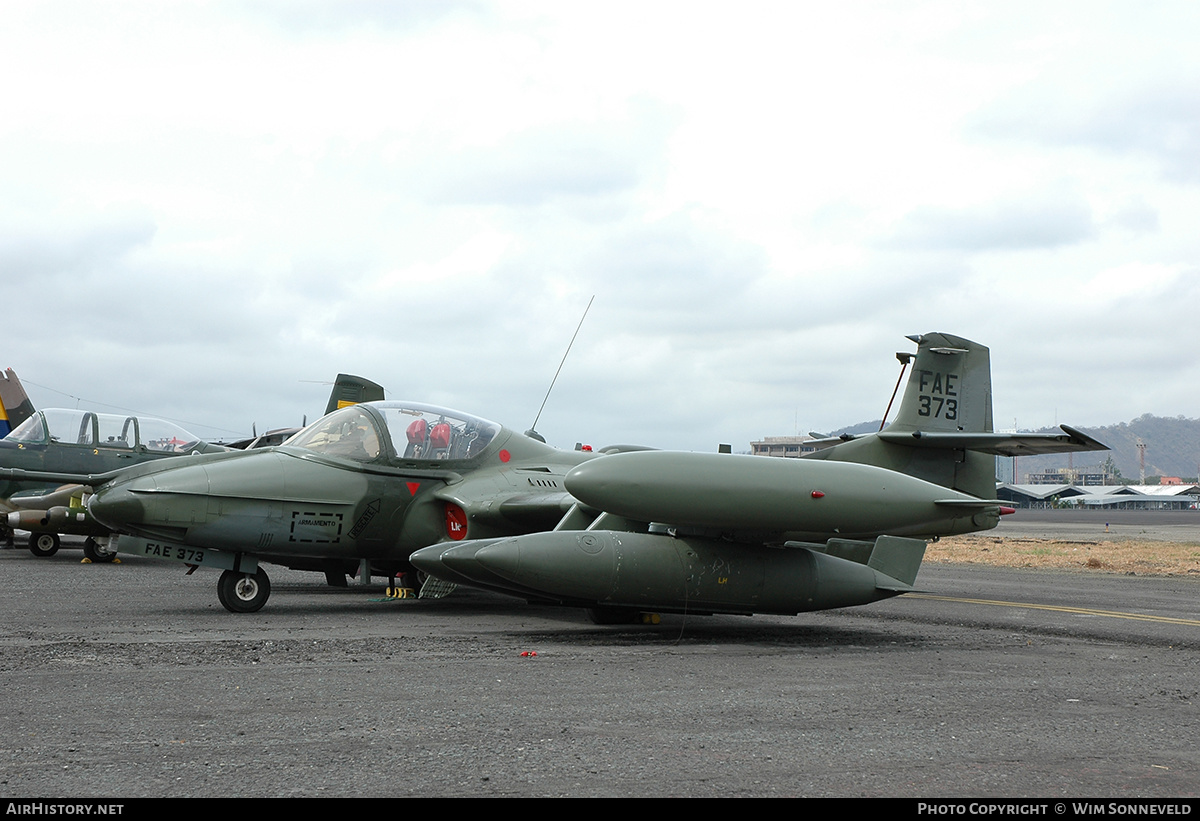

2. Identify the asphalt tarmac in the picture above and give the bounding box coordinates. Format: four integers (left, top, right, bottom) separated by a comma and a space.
2, 513, 1198, 798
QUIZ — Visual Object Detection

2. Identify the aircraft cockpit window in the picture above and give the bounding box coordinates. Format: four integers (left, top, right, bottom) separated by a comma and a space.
376, 403, 500, 462
137, 417, 202, 452
9, 409, 204, 452
5, 413, 47, 444
289, 403, 500, 463
288, 406, 382, 462
36, 409, 97, 446
96, 414, 136, 449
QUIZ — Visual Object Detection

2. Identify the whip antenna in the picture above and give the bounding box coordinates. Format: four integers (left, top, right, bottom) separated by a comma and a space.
528, 295, 594, 439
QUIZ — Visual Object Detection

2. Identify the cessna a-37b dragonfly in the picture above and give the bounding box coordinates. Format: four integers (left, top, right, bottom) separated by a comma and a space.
85, 401, 597, 610
78, 332, 1104, 617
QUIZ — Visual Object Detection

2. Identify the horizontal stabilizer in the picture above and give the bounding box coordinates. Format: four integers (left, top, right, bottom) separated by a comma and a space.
803, 434, 858, 451
867, 535, 927, 588
877, 425, 1108, 456
933, 498, 1007, 508
788, 534, 927, 589
813, 538, 875, 565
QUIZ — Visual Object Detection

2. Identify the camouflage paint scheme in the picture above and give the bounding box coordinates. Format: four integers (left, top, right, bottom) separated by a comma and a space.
410, 333, 1108, 623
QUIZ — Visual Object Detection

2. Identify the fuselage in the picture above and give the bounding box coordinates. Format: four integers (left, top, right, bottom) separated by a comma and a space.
87, 401, 595, 574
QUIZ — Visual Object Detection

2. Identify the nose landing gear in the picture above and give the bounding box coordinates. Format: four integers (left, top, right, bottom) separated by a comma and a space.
217, 567, 271, 613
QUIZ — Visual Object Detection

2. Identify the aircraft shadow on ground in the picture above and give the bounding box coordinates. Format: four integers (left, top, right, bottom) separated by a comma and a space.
512, 621, 930, 649
133, 581, 929, 649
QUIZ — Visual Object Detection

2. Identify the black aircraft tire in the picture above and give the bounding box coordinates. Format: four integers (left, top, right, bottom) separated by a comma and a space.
406, 569, 427, 592
29, 533, 60, 558
585, 606, 642, 625
83, 537, 116, 563
217, 568, 271, 613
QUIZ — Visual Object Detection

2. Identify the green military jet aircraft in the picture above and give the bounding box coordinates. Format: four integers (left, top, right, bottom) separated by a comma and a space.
78, 331, 1106, 619
409, 332, 1108, 623
0, 403, 230, 560
85, 401, 603, 611
0, 372, 384, 561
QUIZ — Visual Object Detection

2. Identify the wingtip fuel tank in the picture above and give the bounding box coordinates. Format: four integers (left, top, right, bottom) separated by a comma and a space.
563, 450, 998, 540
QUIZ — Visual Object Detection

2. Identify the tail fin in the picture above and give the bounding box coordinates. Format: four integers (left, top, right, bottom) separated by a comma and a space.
886, 332, 991, 434
807, 332, 1106, 500
325, 374, 386, 415
0, 369, 35, 438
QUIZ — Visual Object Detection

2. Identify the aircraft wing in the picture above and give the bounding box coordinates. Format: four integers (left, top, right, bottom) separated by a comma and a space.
0, 466, 128, 487
876, 425, 1107, 456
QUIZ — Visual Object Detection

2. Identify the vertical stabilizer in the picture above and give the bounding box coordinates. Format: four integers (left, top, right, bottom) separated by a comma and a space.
808, 333, 997, 499
325, 375, 386, 415
0, 369, 35, 438
886, 332, 993, 434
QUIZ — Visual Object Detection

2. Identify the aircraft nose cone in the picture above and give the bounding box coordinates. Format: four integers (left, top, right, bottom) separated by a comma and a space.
87, 482, 150, 531
87, 460, 212, 535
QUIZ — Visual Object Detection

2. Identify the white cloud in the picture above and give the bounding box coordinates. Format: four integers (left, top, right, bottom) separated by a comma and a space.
2, 1, 1199, 453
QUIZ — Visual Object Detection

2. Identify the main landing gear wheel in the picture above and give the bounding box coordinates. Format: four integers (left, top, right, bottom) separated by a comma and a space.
217, 568, 271, 613
585, 606, 642, 625
83, 537, 116, 563
29, 533, 60, 558
406, 569, 427, 592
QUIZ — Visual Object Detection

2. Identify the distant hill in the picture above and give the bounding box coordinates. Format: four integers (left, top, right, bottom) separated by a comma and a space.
1019, 415, 1200, 483
829, 415, 1200, 483
830, 421, 884, 437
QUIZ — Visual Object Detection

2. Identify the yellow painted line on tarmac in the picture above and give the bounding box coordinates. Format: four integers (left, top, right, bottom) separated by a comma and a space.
906, 593, 1200, 627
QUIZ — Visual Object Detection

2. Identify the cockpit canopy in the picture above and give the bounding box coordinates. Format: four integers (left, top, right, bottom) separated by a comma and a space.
4, 409, 204, 452
287, 401, 501, 463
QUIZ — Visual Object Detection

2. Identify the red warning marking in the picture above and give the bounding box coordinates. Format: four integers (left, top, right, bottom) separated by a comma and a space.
445, 503, 467, 541
406, 482, 420, 496
499, 449, 511, 463
811, 490, 825, 498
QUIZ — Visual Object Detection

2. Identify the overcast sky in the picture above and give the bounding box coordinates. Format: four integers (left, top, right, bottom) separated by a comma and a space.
2, 1, 1198, 452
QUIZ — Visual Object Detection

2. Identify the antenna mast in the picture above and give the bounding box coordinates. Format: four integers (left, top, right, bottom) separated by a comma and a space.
528, 295, 595, 438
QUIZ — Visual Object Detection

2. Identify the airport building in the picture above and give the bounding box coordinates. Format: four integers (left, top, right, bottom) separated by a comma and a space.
750, 435, 817, 458
996, 482, 1200, 510
1023, 464, 1115, 486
